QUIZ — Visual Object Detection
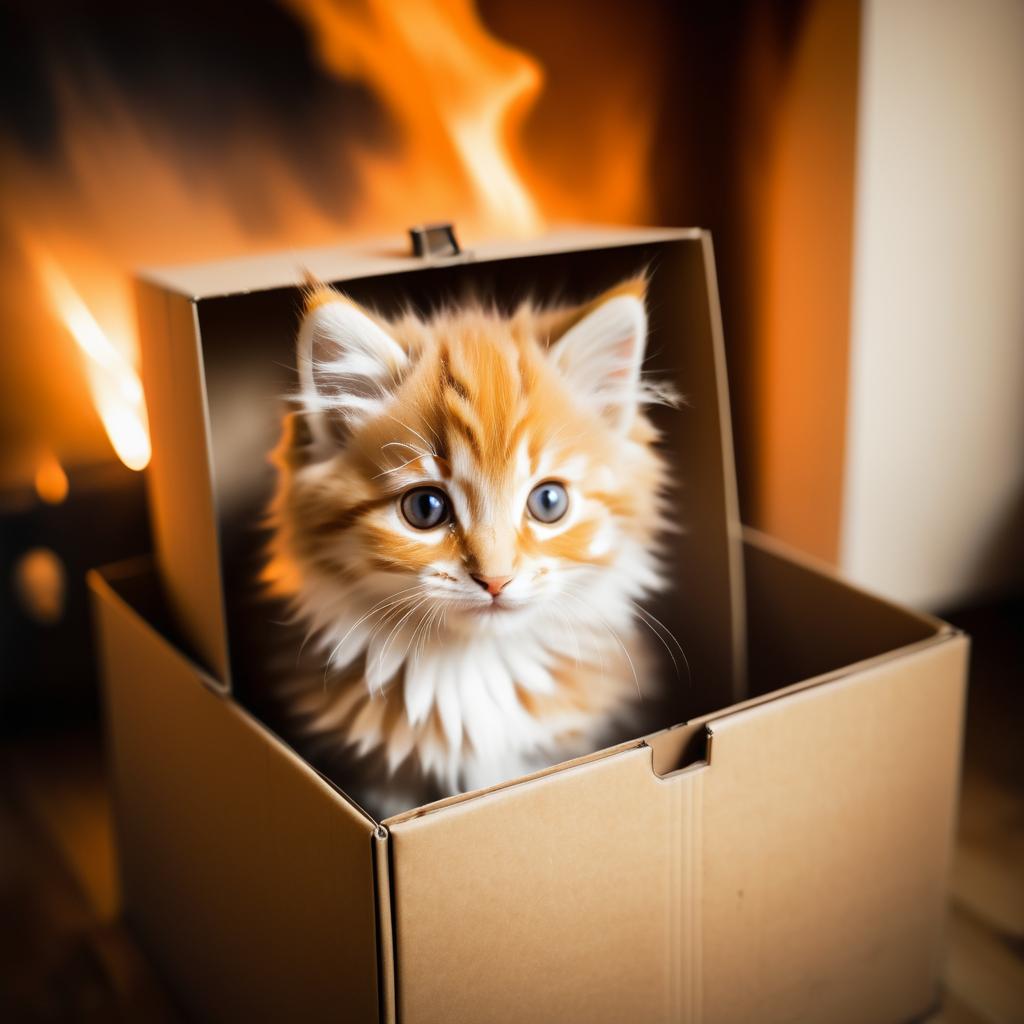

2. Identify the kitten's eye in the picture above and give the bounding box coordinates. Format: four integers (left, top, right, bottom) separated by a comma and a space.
400, 487, 449, 529
527, 481, 569, 524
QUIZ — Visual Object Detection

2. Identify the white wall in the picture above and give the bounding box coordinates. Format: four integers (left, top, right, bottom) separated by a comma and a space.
842, 0, 1024, 610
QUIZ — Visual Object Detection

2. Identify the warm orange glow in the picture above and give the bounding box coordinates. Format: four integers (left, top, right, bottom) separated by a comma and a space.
3, 0, 655, 475
33, 248, 151, 471
34, 449, 69, 504
288, 0, 544, 237
14, 547, 66, 624
745, 0, 860, 563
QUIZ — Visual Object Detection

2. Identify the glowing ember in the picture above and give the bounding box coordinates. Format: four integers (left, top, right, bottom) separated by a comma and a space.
34, 449, 69, 504
33, 250, 151, 471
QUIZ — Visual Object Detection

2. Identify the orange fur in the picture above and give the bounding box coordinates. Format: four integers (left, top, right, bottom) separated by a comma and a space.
263, 278, 672, 811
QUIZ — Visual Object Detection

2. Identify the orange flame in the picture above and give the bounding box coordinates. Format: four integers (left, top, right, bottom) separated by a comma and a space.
4, 0, 657, 474
289, 0, 544, 236
33, 248, 151, 471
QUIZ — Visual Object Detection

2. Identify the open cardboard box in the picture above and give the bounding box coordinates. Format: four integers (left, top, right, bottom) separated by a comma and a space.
90, 229, 968, 1022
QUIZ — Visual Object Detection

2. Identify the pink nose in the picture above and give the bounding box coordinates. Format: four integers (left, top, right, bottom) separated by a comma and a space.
471, 574, 514, 596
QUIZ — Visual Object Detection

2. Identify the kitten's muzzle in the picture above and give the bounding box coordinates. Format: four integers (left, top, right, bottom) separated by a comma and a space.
470, 574, 514, 597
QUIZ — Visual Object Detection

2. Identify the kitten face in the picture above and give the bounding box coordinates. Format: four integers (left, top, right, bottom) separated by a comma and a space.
266, 279, 668, 687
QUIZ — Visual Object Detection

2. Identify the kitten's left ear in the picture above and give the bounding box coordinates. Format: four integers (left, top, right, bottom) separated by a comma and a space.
296, 287, 407, 447
547, 281, 649, 433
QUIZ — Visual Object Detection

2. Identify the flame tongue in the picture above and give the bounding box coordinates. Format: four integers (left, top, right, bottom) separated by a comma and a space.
289, 0, 544, 236
33, 247, 151, 471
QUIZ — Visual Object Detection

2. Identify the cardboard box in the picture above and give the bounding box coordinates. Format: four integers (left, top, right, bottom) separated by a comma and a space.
92, 228, 969, 1021
91, 532, 965, 1024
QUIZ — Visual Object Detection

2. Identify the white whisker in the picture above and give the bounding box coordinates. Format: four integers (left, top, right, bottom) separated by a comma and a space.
373, 453, 428, 479
561, 586, 642, 700
376, 596, 429, 693
629, 600, 691, 687
324, 585, 423, 673
380, 440, 430, 459
384, 414, 438, 457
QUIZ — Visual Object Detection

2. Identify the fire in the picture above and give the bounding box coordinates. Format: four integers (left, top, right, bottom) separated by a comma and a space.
32, 248, 151, 472
288, 0, 544, 237
3, 0, 655, 474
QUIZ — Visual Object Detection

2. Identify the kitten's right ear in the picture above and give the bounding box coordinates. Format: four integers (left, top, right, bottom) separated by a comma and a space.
297, 288, 407, 447
545, 279, 649, 434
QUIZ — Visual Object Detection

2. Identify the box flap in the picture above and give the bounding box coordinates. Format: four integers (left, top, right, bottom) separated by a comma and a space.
386, 633, 967, 1024
90, 559, 383, 1021
135, 280, 230, 684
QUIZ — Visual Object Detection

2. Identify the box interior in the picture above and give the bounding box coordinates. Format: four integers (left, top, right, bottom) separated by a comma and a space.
189, 234, 743, 739
741, 531, 942, 697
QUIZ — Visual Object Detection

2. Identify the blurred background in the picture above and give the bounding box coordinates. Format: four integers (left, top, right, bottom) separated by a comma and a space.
0, 1, 1021, 1020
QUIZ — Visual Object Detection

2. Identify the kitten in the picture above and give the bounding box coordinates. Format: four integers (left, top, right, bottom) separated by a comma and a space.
263, 277, 672, 814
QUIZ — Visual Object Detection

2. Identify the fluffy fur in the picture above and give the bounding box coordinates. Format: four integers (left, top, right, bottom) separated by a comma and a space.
263, 278, 672, 813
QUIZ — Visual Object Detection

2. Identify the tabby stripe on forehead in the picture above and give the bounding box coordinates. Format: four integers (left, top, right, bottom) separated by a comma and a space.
446, 404, 484, 460
505, 416, 529, 464
439, 351, 472, 402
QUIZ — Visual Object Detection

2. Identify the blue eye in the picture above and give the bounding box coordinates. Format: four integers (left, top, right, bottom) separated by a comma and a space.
401, 487, 449, 529
527, 481, 568, 523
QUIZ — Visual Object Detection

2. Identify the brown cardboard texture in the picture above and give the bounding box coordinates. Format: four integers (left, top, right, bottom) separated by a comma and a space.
136, 227, 746, 713
91, 561, 380, 1022
93, 228, 970, 1022
91, 529, 965, 1024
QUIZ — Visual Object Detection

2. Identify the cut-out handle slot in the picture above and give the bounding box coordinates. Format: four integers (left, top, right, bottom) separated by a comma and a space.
646, 722, 711, 778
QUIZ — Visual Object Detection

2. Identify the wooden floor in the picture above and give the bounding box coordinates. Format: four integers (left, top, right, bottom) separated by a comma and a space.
0, 732, 180, 1022
0, 598, 1021, 1022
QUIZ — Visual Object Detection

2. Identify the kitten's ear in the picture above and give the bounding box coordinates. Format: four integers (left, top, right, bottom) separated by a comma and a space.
547, 280, 648, 433
297, 288, 407, 445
